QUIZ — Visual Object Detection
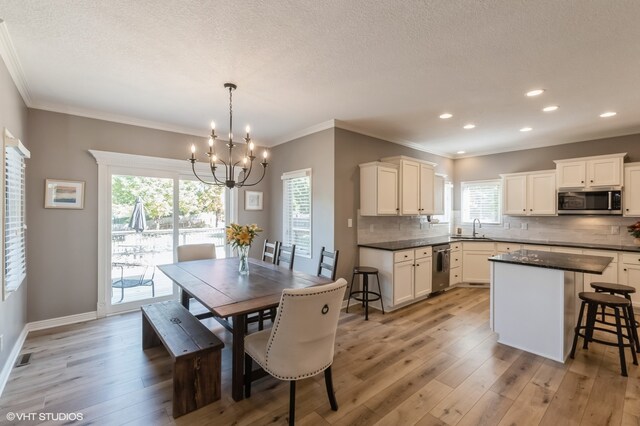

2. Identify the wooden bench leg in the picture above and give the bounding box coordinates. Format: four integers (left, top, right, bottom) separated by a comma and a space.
141, 312, 162, 350
172, 350, 222, 418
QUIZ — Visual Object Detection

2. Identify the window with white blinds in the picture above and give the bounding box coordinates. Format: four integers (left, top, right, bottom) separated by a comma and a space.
461, 180, 502, 224
3, 129, 29, 298
282, 169, 312, 258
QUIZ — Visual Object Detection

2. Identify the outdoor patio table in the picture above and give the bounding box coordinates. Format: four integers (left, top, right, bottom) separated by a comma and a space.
158, 257, 331, 401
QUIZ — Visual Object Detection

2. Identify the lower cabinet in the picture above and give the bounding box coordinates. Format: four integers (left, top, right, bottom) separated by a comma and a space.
360, 246, 433, 311
462, 242, 495, 284
620, 254, 640, 305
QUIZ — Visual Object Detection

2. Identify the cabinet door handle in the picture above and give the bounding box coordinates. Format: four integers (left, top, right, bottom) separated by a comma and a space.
530, 209, 533, 211
522, 209, 526, 212
590, 180, 594, 183
416, 264, 420, 267
581, 180, 584, 184
624, 268, 627, 272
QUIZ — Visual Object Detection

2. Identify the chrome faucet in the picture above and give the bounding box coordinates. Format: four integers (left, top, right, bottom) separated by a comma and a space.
472, 218, 482, 237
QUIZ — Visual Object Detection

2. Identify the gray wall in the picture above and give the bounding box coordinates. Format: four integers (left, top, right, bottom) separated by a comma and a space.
334, 128, 454, 283
0, 57, 28, 372
26, 109, 268, 321
268, 129, 335, 276
454, 133, 640, 209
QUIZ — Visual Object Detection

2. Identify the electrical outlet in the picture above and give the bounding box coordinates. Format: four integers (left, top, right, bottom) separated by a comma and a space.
503, 222, 510, 229
611, 225, 620, 235
521, 223, 528, 230
347, 218, 353, 228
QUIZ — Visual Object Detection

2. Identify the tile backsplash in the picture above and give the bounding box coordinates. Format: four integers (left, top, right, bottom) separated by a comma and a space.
358, 212, 640, 246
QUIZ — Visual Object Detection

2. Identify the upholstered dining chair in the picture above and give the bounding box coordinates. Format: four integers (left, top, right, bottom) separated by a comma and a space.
177, 243, 216, 318
244, 279, 347, 426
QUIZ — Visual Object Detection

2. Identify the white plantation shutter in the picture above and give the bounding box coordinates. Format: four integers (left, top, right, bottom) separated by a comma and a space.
282, 169, 312, 258
3, 130, 29, 296
461, 180, 502, 224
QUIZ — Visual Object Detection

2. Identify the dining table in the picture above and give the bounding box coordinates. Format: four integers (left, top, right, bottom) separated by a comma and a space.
158, 256, 332, 401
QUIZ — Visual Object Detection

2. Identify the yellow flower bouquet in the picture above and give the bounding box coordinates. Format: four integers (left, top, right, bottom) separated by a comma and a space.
226, 223, 263, 274
226, 223, 263, 248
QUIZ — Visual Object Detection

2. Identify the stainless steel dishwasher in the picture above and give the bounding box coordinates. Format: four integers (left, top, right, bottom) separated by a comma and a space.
432, 244, 451, 292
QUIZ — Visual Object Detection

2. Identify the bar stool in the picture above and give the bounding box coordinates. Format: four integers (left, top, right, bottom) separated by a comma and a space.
570, 291, 638, 376
347, 266, 384, 321
590, 281, 640, 352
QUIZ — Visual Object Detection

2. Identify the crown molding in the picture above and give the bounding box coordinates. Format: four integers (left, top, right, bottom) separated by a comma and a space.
31, 101, 208, 138
0, 20, 32, 106
270, 119, 336, 147
333, 120, 453, 159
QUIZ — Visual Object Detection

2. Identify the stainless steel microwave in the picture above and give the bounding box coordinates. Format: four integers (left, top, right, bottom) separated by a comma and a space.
557, 190, 622, 215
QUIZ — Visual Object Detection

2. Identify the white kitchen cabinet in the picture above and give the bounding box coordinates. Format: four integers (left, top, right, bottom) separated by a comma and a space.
501, 171, 556, 216
393, 260, 415, 305
496, 243, 522, 254
450, 243, 462, 285
382, 156, 437, 216
359, 162, 399, 216
624, 163, 640, 217
433, 174, 446, 215
462, 242, 495, 283
360, 246, 433, 311
620, 254, 640, 305
554, 153, 625, 189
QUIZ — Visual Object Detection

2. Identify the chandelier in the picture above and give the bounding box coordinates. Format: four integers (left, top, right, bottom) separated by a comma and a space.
189, 83, 268, 188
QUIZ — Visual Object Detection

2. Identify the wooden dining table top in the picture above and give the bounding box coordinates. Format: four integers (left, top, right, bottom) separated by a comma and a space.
158, 257, 332, 318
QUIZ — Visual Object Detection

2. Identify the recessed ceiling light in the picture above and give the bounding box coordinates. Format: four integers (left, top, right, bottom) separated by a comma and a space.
600, 111, 617, 118
463, 124, 475, 129
439, 113, 453, 119
526, 89, 545, 97
543, 105, 558, 112
457, 150, 466, 154
520, 127, 533, 132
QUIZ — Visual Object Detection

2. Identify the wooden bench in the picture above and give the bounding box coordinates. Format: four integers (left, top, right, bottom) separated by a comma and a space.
141, 300, 224, 418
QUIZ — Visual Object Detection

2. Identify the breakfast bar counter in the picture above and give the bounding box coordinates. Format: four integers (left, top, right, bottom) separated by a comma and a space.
489, 249, 613, 362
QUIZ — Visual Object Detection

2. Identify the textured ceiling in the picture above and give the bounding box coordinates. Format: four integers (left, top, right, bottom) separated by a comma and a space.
1, 0, 640, 157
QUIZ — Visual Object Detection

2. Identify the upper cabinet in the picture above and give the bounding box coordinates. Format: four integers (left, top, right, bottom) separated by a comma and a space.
381, 156, 437, 215
433, 174, 446, 215
554, 153, 626, 189
359, 162, 399, 216
624, 163, 640, 217
501, 170, 556, 216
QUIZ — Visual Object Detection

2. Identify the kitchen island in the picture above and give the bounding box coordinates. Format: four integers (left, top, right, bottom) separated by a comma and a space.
489, 249, 613, 362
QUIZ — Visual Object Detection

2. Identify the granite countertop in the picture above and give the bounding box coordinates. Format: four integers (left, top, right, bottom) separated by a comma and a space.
358, 236, 640, 253
488, 249, 613, 274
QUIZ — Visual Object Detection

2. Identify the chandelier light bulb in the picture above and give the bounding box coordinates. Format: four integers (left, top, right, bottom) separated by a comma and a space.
249, 141, 255, 151
212, 154, 217, 162
263, 150, 268, 159
245, 125, 251, 133
191, 144, 196, 153
208, 137, 214, 147
210, 121, 215, 130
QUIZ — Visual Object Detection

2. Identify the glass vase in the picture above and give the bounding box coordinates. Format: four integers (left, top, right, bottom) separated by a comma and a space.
238, 245, 250, 275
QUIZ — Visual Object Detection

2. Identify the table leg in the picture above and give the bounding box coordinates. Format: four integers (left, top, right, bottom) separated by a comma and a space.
231, 314, 246, 401
180, 288, 190, 309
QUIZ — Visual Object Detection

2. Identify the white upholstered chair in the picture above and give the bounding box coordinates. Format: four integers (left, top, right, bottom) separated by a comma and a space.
177, 243, 216, 262
177, 244, 216, 316
244, 279, 347, 425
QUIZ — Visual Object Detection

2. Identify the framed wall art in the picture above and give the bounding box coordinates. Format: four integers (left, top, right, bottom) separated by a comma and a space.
44, 179, 85, 209
244, 190, 263, 211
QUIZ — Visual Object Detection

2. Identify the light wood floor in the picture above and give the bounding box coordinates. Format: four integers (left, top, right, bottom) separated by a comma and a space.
1, 288, 639, 425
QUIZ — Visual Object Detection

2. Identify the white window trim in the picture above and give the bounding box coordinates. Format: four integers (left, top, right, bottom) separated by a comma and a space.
282, 168, 312, 259
90, 150, 237, 317
460, 179, 502, 225
2, 128, 29, 300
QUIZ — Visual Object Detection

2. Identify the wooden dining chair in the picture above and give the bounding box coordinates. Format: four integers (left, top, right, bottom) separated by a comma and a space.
276, 244, 296, 270
317, 247, 340, 281
244, 279, 348, 425
262, 240, 280, 264
177, 243, 216, 319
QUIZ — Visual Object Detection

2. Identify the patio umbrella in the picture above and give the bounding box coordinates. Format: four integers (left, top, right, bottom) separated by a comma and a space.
129, 197, 147, 233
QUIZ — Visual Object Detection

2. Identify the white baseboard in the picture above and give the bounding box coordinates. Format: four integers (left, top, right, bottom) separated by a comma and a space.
0, 324, 28, 398
27, 311, 98, 332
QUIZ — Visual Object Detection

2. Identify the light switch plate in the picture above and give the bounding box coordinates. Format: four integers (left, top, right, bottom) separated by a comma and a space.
347, 218, 353, 228
521, 223, 528, 230
503, 222, 510, 229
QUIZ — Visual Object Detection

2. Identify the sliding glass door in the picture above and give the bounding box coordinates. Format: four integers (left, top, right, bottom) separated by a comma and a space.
107, 169, 230, 313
